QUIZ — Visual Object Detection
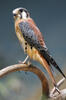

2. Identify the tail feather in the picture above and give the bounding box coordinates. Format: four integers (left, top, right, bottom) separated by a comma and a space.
39, 47, 66, 78
40, 57, 56, 85
49, 56, 66, 78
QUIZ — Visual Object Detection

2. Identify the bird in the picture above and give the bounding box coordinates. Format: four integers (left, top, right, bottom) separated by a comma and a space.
12, 7, 66, 92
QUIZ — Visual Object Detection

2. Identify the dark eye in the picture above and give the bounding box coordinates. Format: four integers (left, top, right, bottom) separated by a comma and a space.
19, 9, 23, 12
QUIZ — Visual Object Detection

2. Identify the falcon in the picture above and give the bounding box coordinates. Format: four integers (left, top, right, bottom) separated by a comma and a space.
12, 7, 66, 91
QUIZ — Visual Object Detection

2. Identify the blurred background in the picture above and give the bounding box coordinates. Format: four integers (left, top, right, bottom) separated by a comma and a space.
0, 0, 66, 100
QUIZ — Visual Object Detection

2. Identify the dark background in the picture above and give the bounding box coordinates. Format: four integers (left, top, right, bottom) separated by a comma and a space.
0, 0, 66, 100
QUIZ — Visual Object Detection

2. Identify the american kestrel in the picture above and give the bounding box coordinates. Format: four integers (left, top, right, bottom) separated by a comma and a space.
12, 7, 66, 91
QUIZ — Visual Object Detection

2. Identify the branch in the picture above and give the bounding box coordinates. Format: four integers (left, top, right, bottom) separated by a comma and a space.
0, 63, 49, 97
0, 63, 66, 99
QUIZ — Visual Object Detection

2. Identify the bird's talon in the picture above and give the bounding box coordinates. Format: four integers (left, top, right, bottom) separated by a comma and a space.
54, 84, 61, 94
18, 60, 26, 64
55, 86, 61, 94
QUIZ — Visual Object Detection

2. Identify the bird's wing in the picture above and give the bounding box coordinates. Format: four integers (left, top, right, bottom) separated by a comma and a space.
19, 21, 66, 78
26, 18, 46, 47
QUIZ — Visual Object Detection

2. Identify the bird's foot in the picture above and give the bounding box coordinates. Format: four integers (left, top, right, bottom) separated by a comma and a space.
18, 60, 28, 74
54, 84, 61, 94
18, 56, 29, 64
55, 86, 60, 94
19, 60, 26, 64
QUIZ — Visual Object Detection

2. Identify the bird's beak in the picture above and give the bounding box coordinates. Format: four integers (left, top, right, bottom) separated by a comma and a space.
13, 14, 17, 17
12, 10, 17, 18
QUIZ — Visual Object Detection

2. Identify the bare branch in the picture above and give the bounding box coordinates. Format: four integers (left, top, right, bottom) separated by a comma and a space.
0, 63, 66, 99
0, 63, 49, 97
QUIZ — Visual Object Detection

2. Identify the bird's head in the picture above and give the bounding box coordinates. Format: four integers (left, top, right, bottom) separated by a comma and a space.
12, 7, 30, 21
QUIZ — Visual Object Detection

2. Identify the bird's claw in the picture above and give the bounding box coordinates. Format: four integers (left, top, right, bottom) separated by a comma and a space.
18, 60, 26, 64
18, 56, 29, 64
53, 84, 61, 94
55, 86, 61, 94
18, 60, 32, 66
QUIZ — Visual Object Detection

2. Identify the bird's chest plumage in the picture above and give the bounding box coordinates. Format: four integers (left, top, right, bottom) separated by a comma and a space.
16, 31, 28, 53
16, 30, 39, 60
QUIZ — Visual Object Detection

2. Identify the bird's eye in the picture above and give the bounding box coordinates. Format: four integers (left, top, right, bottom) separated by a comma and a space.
19, 9, 23, 12
13, 14, 17, 16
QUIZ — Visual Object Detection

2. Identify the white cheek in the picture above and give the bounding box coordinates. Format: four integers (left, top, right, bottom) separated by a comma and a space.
22, 12, 26, 19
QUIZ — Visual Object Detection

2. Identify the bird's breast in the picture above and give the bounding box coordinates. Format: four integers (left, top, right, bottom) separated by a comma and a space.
16, 31, 41, 61
16, 31, 27, 52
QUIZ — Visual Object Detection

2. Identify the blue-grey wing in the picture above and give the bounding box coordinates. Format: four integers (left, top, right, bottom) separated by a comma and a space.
19, 21, 43, 49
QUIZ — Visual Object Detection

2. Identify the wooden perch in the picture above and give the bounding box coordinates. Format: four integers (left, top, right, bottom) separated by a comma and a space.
0, 63, 49, 97
0, 63, 66, 99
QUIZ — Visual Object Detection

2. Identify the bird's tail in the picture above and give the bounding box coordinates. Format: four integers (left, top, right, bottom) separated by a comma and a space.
39, 56, 56, 85
49, 56, 66, 78
39, 47, 66, 79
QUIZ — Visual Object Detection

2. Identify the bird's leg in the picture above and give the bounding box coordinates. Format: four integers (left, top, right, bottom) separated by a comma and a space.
19, 56, 30, 74
22, 56, 29, 64
19, 55, 29, 64
53, 84, 61, 94
27, 57, 32, 66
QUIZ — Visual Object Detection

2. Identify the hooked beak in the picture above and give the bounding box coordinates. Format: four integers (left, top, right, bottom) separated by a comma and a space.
12, 9, 17, 17
13, 13, 17, 16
